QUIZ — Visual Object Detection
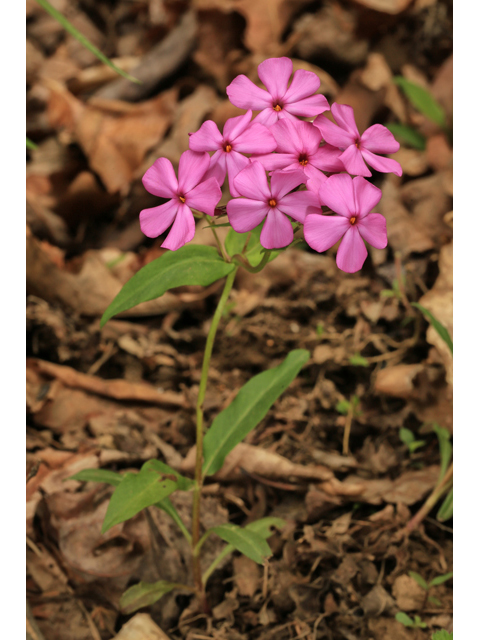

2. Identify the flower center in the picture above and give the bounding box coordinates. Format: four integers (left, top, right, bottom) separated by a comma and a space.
273, 104, 282, 112
179, 195, 186, 203
269, 198, 277, 207
355, 139, 361, 149
349, 216, 357, 225
298, 153, 308, 166
224, 143, 232, 153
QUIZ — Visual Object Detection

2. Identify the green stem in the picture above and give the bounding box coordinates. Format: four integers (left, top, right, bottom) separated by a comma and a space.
233, 250, 271, 273
191, 267, 238, 595
205, 216, 229, 262
202, 545, 233, 586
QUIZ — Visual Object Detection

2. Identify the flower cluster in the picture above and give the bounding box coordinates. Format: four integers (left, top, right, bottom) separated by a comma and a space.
140, 57, 402, 273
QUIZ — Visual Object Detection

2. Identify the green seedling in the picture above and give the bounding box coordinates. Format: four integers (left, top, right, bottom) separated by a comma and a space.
349, 353, 369, 367
399, 427, 426, 454
432, 631, 453, 640
409, 570, 453, 606
395, 612, 427, 629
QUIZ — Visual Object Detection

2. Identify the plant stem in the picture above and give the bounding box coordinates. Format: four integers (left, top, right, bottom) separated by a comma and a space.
205, 216, 229, 262
405, 463, 453, 532
191, 267, 238, 596
233, 250, 271, 273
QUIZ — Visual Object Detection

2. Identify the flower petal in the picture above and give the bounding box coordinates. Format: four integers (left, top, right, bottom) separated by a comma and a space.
227, 198, 269, 233
178, 150, 210, 194
336, 227, 367, 273
260, 208, 294, 249
308, 145, 344, 172
278, 190, 321, 223
313, 115, 356, 149
360, 124, 400, 154
188, 121, 223, 152
361, 149, 403, 177
142, 158, 178, 198
162, 203, 195, 251
304, 213, 349, 253
352, 176, 382, 219
203, 150, 227, 187
223, 110, 253, 142
318, 173, 356, 217
284, 93, 330, 117
233, 122, 277, 154
225, 151, 250, 197
226, 75, 272, 110
139, 199, 179, 238
269, 118, 304, 154
282, 69, 320, 103
184, 177, 222, 216
331, 103, 360, 138
249, 152, 297, 172
253, 108, 280, 127
233, 161, 271, 201
271, 169, 306, 201
258, 57, 292, 101
340, 145, 371, 177
357, 213, 387, 249
306, 171, 327, 205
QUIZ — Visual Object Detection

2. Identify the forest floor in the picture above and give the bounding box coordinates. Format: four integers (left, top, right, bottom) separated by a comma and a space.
27, 1, 453, 639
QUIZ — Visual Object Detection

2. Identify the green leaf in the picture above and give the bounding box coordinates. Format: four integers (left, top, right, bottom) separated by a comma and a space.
336, 399, 351, 415
315, 323, 324, 337
412, 303, 453, 354
244, 517, 286, 538
395, 612, 414, 627
428, 595, 442, 606
101, 245, 235, 326
399, 428, 415, 445
433, 424, 452, 482
393, 77, 446, 127
35, 0, 140, 84
349, 353, 369, 367
210, 523, 272, 565
428, 572, 453, 587
225, 224, 281, 267
386, 123, 426, 150
203, 349, 310, 476
436, 488, 453, 522
102, 460, 193, 534
432, 631, 453, 640
26, 136, 38, 150
409, 571, 428, 590
413, 615, 428, 629
154, 497, 192, 543
120, 580, 187, 614
69, 468, 123, 486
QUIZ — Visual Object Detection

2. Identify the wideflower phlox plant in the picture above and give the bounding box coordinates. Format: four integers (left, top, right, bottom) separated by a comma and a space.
72, 57, 402, 614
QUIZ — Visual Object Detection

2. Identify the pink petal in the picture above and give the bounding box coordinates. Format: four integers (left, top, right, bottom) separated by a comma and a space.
271, 169, 306, 201
139, 199, 179, 238
203, 150, 227, 186
336, 227, 367, 273
142, 158, 178, 198
340, 145, 372, 177
306, 171, 327, 205
284, 93, 330, 117
309, 145, 345, 172
267, 118, 301, 154
313, 115, 356, 149
304, 213, 349, 253
361, 149, 403, 177
258, 57, 292, 101
318, 173, 356, 218
225, 151, 250, 197
162, 203, 195, 251
352, 176, 382, 218
233, 122, 277, 154
188, 121, 223, 152
278, 190, 321, 223
226, 75, 272, 110
184, 177, 222, 216
223, 110, 253, 142
260, 208, 293, 249
178, 150, 210, 194
233, 161, 271, 201
360, 124, 400, 154
357, 213, 387, 249
253, 108, 280, 127
282, 69, 320, 103
226, 198, 269, 233
331, 103, 360, 138
249, 152, 297, 172
303, 164, 327, 183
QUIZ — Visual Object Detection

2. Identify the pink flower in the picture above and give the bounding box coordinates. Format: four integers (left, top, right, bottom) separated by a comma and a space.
227, 162, 319, 250
304, 174, 387, 273
140, 150, 221, 251
314, 103, 402, 178
227, 57, 329, 127
251, 118, 343, 180
188, 110, 276, 197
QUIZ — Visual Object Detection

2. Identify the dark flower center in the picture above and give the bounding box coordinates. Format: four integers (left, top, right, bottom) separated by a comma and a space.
349, 216, 357, 225
179, 195, 186, 203
224, 142, 232, 153
273, 104, 282, 112
298, 153, 309, 166
355, 139, 361, 148
269, 198, 277, 207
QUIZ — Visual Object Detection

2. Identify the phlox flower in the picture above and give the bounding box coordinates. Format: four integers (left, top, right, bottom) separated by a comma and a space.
314, 103, 402, 177
188, 110, 276, 197
227, 162, 320, 250
140, 150, 221, 250
304, 174, 387, 273
251, 118, 343, 180
227, 57, 329, 127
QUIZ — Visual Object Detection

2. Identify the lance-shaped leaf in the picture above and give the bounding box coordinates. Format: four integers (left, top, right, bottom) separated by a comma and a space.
436, 488, 453, 523
393, 77, 446, 127
412, 302, 453, 354
102, 460, 193, 534
203, 349, 310, 476
386, 123, 426, 150
69, 468, 123, 486
120, 580, 190, 614
101, 245, 236, 326
210, 523, 272, 565
225, 223, 281, 266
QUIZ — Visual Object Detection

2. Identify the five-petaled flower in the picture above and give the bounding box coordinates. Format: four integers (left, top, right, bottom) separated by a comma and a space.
304, 174, 387, 273
227, 57, 329, 127
227, 162, 320, 249
188, 110, 276, 197
314, 103, 402, 178
140, 150, 221, 251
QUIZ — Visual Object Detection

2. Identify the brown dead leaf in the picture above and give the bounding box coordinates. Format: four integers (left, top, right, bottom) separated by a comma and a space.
111, 613, 173, 640
361, 584, 396, 616
233, 556, 261, 597
375, 364, 425, 399
368, 617, 426, 640
392, 574, 425, 611
349, 0, 414, 14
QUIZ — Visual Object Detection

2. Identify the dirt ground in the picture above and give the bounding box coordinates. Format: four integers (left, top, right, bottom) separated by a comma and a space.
26, 1, 453, 638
